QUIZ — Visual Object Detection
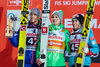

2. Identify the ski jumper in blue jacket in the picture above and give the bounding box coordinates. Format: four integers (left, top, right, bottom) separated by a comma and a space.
8, 8, 41, 67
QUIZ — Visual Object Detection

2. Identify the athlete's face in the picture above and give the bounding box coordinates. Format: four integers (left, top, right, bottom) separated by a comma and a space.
30, 13, 39, 25
72, 19, 81, 30
51, 14, 60, 26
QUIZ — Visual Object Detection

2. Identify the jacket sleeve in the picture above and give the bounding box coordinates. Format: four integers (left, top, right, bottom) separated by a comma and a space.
8, 29, 20, 47
87, 29, 99, 56
36, 34, 41, 59
65, 30, 71, 54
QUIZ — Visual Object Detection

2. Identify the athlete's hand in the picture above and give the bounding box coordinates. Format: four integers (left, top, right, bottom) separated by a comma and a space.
36, 58, 42, 66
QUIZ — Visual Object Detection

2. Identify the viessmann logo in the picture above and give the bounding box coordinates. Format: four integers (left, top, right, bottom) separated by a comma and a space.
7, 0, 32, 6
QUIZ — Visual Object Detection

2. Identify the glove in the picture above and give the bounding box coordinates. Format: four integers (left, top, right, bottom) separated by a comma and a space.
82, 46, 89, 54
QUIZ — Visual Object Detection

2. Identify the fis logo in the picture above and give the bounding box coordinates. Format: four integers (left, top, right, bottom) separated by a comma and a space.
7, 0, 32, 6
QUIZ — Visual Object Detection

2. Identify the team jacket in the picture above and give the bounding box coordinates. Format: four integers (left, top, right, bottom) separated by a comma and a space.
68, 27, 99, 66
36, 23, 71, 66
9, 21, 41, 67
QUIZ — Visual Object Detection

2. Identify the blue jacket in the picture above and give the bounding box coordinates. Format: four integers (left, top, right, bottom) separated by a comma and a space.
68, 27, 99, 66
9, 21, 41, 67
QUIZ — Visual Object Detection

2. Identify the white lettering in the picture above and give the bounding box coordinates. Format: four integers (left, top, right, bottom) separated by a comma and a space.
55, 1, 61, 6
95, 1, 100, 5
90, 19, 97, 28
64, 19, 73, 28
8, 0, 31, 6
71, 1, 88, 5
63, 1, 70, 5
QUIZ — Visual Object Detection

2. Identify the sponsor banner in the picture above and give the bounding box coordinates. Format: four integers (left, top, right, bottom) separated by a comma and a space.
7, 0, 32, 6
54, 0, 100, 6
